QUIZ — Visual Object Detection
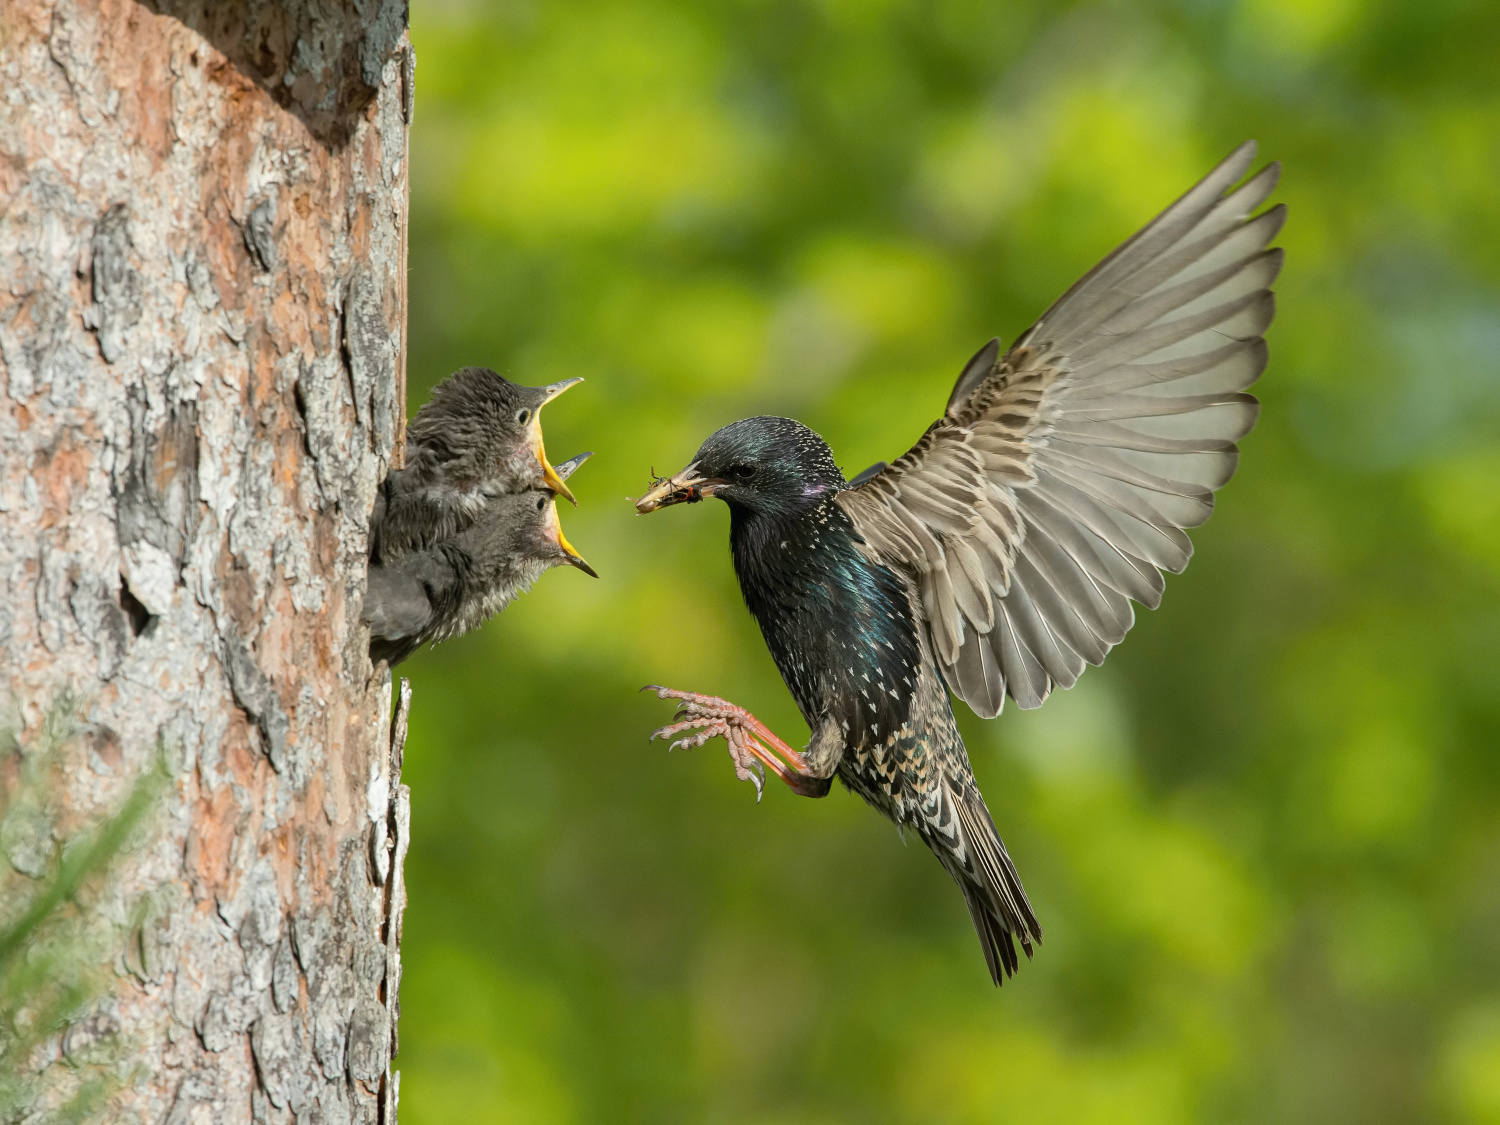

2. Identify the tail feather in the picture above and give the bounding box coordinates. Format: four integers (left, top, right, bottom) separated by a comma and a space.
934, 779, 1042, 985
959, 880, 1019, 984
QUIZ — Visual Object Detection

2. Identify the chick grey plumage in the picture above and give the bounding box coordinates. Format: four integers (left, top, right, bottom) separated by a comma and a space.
372, 367, 583, 563
365, 453, 597, 667
636, 142, 1282, 984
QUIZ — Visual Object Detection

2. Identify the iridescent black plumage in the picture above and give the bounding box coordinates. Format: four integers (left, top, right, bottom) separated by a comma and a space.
677, 417, 1041, 980
637, 143, 1283, 984
717, 420, 920, 762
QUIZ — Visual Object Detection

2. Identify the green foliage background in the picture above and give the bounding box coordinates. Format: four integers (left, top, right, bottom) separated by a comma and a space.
398, 1, 1500, 1121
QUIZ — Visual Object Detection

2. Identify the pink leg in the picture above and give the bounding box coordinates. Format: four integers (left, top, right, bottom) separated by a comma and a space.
643, 686, 828, 801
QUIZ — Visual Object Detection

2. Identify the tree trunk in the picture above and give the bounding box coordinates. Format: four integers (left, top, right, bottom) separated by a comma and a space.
0, 2, 412, 1122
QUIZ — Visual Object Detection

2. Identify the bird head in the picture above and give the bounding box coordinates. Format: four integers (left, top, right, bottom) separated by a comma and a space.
408, 366, 584, 504
634, 416, 844, 518
513, 485, 598, 578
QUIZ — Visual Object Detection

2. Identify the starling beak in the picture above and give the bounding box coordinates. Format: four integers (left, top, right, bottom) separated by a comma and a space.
633, 463, 726, 512
636, 142, 1283, 985
550, 506, 599, 578
372, 368, 585, 562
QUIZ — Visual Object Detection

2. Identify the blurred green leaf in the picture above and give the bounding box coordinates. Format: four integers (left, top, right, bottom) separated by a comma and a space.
0, 703, 167, 1124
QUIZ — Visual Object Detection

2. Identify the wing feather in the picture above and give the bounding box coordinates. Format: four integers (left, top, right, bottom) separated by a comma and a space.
837, 142, 1280, 712
1078, 337, 1267, 400
993, 603, 1049, 712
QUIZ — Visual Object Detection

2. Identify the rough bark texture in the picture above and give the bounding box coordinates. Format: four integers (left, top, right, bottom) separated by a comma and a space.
0, 2, 411, 1121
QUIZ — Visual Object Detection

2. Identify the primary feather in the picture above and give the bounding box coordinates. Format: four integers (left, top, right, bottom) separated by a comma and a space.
838, 140, 1281, 716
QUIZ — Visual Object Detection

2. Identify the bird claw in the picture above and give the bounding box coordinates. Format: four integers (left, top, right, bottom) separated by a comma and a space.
648, 718, 720, 751
648, 713, 765, 800
738, 755, 767, 803
643, 684, 802, 802
723, 725, 767, 802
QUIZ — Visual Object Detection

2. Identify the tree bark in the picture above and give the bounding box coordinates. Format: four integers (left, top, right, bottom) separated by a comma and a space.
0, 2, 411, 1122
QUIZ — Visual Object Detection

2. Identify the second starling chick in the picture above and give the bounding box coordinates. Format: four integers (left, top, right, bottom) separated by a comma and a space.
364, 454, 597, 667
372, 367, 584, 562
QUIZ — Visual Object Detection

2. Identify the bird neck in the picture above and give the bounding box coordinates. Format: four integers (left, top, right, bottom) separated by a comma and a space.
725, 490, 834, 565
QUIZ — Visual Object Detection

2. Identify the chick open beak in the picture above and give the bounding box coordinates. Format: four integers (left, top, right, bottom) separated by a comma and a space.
558, 531, 597, 582
555, 523, 598, 578
553, 450, 592, 483
543, 495, 598, 578
633, 463, 725, 513
541, 457, 575, 506
530, 378, 585, 506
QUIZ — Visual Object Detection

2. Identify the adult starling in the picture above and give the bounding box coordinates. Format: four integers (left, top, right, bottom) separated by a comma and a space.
364, 453, 598, 667
372, 367, 584, 562
635, 142, 1282, 984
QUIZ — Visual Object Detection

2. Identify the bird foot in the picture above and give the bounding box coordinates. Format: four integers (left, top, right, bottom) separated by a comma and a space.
643, 686, 825, 802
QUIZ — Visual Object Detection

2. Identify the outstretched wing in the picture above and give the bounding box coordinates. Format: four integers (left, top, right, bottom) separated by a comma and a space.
837, 141, 1282, 716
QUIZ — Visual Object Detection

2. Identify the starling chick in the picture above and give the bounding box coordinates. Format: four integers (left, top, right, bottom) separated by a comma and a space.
365, 453, 598, 667
635, 142, 1282, 984
372, 367, 584, 562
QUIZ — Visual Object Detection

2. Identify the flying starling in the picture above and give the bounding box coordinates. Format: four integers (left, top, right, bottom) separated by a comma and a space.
372, 367, 584, 562
364, 453, 598, 667
635, 142, 1282, 984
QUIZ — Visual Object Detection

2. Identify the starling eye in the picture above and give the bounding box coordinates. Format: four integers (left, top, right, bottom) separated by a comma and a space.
516, 409, 531, 425
730, 465, 757, 480
535, 495, 546, 511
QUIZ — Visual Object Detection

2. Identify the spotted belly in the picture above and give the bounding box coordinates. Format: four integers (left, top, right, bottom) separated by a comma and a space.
835, 659, 957, 829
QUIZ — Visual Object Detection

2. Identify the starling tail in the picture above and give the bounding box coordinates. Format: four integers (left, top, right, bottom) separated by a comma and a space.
936, 781, 1040, 983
